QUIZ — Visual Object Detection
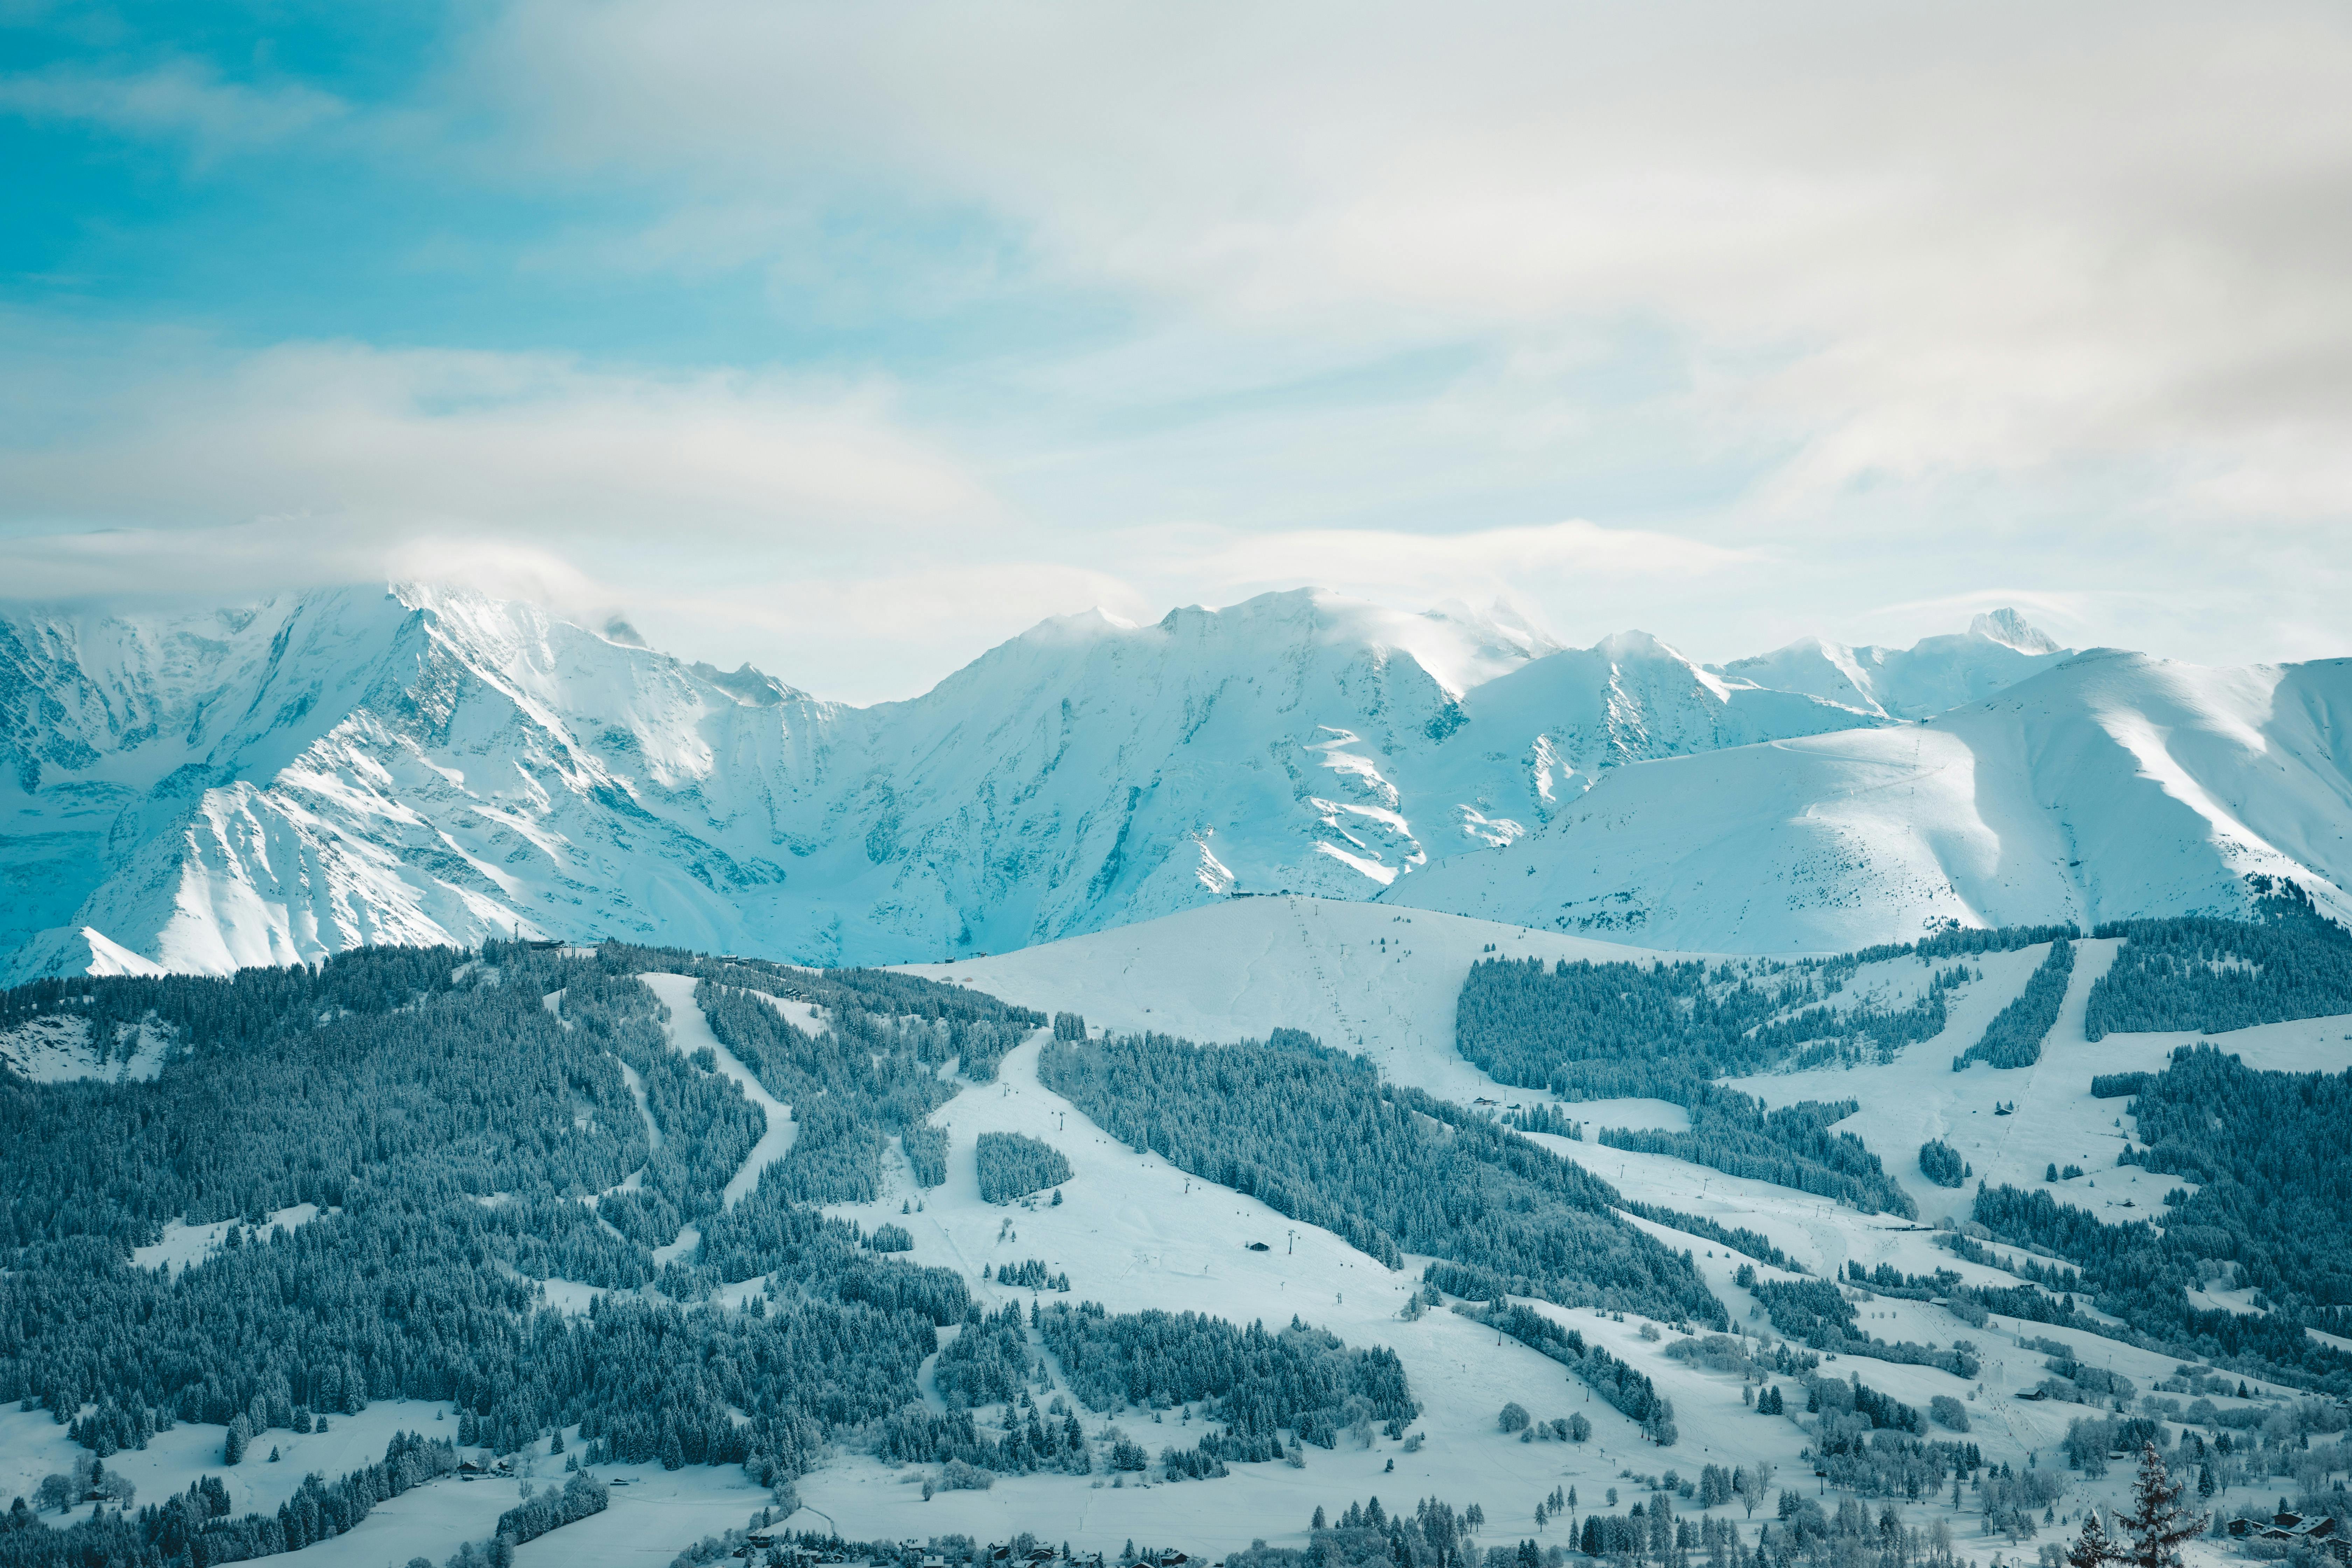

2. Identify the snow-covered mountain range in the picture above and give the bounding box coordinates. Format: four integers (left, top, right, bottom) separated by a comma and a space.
4, 583, 2346, 980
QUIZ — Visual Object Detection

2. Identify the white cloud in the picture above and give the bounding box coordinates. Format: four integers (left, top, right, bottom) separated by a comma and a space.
0, 338, 991, 539
469, 0, 2352, 516
6, 3, 2351, 699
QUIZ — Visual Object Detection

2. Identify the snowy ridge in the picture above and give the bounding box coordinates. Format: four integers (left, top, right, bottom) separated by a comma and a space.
1403, 649, 2352, 951
1715, 612, 2074, 720
3, 584, 2346, 979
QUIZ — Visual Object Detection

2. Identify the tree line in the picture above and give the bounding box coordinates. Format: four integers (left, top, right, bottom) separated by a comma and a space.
1954, 938, 2073, 1070
1035, 1298, 1416, 1443
1972, 1042, 2352, 1393
0, 941, 1032, 1555
2087, 879, 2352, 1038
1037, 1028, 1729, 1326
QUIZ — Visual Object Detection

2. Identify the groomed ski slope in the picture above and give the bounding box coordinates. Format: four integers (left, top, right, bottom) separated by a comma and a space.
888, 899, 2343, 1530
791, 1004, 2275, 1562
905, 896, 1695, 1115
642, 972, 798, 1210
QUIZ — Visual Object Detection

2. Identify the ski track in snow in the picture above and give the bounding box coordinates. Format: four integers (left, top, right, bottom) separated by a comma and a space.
640, 972, 796, 1210
789, 1015, 2282, 1564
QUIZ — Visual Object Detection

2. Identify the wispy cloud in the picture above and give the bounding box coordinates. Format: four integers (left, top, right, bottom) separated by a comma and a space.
0, 59, 345, 160
2, 2, 2350, 698
0, 337, 990, 538
469, 0, 2352, 517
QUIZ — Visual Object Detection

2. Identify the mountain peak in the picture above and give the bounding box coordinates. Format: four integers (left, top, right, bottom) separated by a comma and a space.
1969, 607, 2060, 656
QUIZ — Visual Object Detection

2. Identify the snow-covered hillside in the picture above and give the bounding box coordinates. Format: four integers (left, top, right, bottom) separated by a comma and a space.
1715, 610, 2073, 720
5, 584, 2344, 979
1402, 649, 2352, 951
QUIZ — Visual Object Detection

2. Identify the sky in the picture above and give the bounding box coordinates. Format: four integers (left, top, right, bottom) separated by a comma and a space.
4, 0, 2351, 702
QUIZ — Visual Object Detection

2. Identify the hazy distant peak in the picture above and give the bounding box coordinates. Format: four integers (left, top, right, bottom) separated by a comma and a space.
1589, 628, 1684, 664
1969, 607, 2060, 655
1427, 596, 1564, 664
689, 661, 804, 708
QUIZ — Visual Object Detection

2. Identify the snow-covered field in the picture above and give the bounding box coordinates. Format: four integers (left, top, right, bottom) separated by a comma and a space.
0, 1400, 488, 1548
903, 896, 1685, 1108
867, 898, 2346, 1561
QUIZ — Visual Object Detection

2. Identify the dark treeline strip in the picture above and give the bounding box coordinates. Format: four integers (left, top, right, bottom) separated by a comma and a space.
0, 943, 999, 1514
1037, 1298, 1414, 1443
1612, 1202, 1797, 1273
2087, 880, 2352, 1038
1845, 923, 2084, 966
1454, 951, 1974, 1212
1037, 1029, 1724, 1326
1843, 1256, 2101, 1336
1597, 1091, 1914, 1217
0, 1430, 455, 1568
1972, 1044, 2352, 1393
975, 1132, 1071, 1204
1955, 938, 2073, 1070
1749, 1279, 1980, 1378
1455, 955, 1952, 1098
1458, 1299, 1678, 1444
493, 1469, 610, 1547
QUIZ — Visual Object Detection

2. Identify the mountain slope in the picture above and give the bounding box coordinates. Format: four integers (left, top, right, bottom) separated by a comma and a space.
7, 586, 2322, 978
1717, 609, 2073, 719
1, 587, 1901, 979
1393, 649, 2352, 950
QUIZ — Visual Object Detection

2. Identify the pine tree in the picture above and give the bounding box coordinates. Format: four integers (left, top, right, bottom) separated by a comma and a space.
2066, 1507, 2123, 1568
2121, 1444, 2205, 1568
1312, 1507, 1327, 1530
